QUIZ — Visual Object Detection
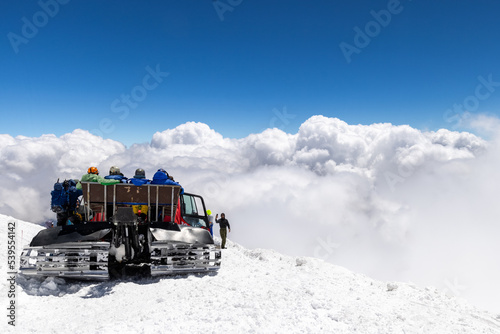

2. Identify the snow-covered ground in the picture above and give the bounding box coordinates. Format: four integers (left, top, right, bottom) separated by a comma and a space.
1, 214, 500, 334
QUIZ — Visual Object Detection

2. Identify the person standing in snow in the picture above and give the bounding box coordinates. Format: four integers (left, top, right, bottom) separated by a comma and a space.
215, 213, 231, 249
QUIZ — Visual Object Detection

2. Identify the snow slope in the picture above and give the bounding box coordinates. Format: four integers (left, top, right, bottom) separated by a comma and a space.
1, 214, 500, 334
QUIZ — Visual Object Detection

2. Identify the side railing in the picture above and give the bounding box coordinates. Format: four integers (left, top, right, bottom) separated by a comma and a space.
80, 182, 182, 222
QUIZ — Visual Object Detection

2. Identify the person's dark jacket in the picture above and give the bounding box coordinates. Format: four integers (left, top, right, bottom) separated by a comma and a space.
151, 170, 178, 185
216, 218, 230, 229
104, 174, 128, 182
128, 177, 150, 186
67, 180, 83, 211
151, 169, 184, 194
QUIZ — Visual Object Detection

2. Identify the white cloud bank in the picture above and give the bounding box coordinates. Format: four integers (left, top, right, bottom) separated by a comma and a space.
1, 115, 499, 313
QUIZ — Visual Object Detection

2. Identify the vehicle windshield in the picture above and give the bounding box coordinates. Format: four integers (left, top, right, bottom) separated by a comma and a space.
182, 194, 208, 228
183, 217, 207, 228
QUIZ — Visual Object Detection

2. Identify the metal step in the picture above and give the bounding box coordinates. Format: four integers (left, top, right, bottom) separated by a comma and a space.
19, 241, 221, 279
19, 242, 110, 281
150, 241, 221, 276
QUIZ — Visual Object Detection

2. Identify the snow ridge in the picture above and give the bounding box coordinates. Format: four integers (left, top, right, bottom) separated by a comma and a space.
2, 215, 500, 333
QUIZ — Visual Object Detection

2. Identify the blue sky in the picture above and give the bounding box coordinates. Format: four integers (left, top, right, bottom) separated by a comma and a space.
2, 0, 500, 146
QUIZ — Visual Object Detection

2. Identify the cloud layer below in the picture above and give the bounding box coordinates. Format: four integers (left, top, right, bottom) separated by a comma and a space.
2, 115, 499, 312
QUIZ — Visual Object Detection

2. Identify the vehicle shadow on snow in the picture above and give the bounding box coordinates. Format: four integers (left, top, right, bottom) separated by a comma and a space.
17, 272, 216, 299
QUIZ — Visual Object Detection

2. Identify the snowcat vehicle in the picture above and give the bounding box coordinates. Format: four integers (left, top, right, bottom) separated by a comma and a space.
20, 182, 221, 280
